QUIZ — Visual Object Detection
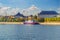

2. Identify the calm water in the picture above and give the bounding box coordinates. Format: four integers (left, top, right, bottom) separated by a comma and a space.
0, 24, 60, 40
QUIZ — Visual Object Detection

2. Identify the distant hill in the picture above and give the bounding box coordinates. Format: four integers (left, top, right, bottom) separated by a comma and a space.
14, 12, 24, 18
38, 11, 58, 15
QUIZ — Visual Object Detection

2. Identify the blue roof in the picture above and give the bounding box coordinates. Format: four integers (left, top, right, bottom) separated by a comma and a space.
38, 11, 58, 15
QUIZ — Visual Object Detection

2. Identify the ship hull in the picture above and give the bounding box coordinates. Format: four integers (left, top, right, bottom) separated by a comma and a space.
24, 22, 39, 25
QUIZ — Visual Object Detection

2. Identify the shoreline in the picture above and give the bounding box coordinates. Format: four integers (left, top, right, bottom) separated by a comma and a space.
0, 22, 60, 25
40, 22, 60, 25
0, 22, 24, 24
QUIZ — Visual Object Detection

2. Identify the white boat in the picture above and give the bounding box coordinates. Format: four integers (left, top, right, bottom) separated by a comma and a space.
24, 20, 39, 24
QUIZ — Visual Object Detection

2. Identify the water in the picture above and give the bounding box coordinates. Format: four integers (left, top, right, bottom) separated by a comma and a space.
0, 24, 60, 40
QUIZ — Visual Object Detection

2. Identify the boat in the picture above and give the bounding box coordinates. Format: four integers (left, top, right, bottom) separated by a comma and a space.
24, 20, 39, 25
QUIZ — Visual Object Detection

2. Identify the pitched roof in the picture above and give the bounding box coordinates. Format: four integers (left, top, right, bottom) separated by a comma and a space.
38, 11, 58, 15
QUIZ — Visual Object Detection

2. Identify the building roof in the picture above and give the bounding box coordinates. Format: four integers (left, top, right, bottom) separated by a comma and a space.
38, 11, 58, 15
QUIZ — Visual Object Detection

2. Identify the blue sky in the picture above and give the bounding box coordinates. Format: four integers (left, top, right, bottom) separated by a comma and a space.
0, 0, 59, 10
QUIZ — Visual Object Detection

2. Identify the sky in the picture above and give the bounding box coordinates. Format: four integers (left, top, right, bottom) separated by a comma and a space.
0, 0, 60, 16
0, 0, 59, 10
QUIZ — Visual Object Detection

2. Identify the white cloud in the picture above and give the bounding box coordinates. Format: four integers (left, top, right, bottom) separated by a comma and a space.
21, 5, 41, 16
28, 5, 38, 10
0, 3, 41, 16
8, 8, 20, 15
0, 3, 20, 16
0, 3, 21, 16
2, 7, 10, 10
0, 7, 11, 16
0, 6, 20, 16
